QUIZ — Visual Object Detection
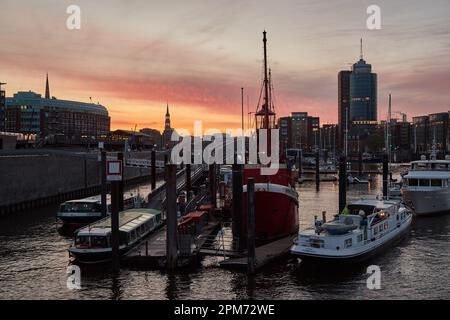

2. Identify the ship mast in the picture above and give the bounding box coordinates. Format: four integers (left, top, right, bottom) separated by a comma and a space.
263, 30, 270, 129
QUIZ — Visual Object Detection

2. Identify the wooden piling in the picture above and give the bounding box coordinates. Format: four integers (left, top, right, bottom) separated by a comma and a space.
111, 179, 120, 273
209, 164, 216, 208
339, 155, 347, 214
383, 153, 388, 198
232, 164, 244, 250
247, 178, 256, 274
101, 151, 107, 216
165, 164, 178, 270
151, 149, 156, 191
117, 152, 124, 211
315, 152, 320, 191
186, 164, 191, 201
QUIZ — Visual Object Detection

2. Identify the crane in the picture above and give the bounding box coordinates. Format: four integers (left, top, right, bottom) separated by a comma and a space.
393, 111, 407, 122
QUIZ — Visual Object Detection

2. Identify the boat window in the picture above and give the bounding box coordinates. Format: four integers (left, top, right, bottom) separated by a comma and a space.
396, 214, 399, 221
431, 179, 442, 187
61, 202, 99, 213
344, 238, 352, 248
408, 179, 418, 186
91, 236, 107, 248
309, 239, 324, 248
75, 236, 90, 247
384, 221, 389, 229
419, 179, 430, 187
374, 227, 378, 235
357, 234, 363, 242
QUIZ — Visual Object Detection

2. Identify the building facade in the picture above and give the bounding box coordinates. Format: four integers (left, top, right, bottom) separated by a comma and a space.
5, 91, 110, 143
278, 116, 292, 157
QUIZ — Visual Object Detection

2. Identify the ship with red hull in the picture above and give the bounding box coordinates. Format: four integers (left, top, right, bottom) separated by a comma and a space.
239, 31, 299, 244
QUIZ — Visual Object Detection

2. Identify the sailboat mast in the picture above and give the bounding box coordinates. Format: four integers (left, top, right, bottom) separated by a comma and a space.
263, 30, 269, 129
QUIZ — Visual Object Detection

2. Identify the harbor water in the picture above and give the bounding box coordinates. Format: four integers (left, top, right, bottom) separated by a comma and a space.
0, 174, 449, 300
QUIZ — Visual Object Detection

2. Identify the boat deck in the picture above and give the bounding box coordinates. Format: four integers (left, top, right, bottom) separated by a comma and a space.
122, 218, 220, 268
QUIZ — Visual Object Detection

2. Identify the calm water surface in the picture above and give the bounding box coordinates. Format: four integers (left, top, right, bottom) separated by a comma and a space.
0, 175, 449, 299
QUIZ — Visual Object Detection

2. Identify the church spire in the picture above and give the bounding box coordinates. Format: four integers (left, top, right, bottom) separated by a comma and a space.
165, 103, 171, 129
45, 73, 50, 99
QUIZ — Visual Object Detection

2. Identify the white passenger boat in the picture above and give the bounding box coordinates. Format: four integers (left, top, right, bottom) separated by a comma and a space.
57, 193, 143, 224
68, 208, 163, 264
291, 198, 412, 264
401, 148, 450, 216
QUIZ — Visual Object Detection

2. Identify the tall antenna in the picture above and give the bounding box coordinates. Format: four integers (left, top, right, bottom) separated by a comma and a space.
263, 30, 269, 129
360, 38, 364, 60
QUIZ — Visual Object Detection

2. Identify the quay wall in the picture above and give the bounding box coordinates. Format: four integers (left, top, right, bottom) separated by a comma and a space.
0, 150, 159, 215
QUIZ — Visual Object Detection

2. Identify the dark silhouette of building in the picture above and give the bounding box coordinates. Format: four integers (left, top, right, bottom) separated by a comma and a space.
278, 116, 292, 156
140, 128, 162, 149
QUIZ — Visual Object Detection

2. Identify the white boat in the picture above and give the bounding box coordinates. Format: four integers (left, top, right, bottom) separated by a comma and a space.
57, 193, 143, 225
68, 208, 163, 264
401, 149, 450, 216
291, 198, 412, 264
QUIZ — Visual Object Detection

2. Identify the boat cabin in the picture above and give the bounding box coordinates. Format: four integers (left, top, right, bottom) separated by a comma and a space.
74, 208, 161, 249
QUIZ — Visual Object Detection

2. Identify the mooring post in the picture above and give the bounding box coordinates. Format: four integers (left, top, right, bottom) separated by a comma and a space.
185, 164, 191, 201
209, 164, 217, 207
358, 151, 363, 176
101, 150, 107, 216
383, 153, 388, 198
315, 152, 320, 191
111, 177, 120, 273
298, 150, 302, 179
165, 164, 178, 270
339, 155, 347, 214
232, 164, 244, 250
117, 152, 124, 211
247, 177, 256, 275
151, 149, 156, 191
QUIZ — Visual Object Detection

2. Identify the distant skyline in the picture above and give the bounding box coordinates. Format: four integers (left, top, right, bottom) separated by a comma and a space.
1, 0, 449, 131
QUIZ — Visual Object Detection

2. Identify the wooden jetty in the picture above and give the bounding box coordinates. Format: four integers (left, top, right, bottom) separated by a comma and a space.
122, 217, 221, 268
218, 235, 294, 272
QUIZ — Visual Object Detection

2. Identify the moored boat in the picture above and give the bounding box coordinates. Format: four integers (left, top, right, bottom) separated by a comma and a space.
239, 31, 299, 244
290, 198, 412, 264
68, 208, 162, 264
401, 147, 450, 216
57, 193, 143, 225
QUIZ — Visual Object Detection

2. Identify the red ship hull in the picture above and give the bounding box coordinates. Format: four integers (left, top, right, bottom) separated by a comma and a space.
240, 165, 299, 244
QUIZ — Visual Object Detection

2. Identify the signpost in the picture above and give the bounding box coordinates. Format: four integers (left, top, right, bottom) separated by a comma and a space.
107, 159, 122, 272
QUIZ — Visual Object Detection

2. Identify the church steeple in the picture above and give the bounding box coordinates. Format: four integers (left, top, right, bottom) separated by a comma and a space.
45, 73, 50, 99
165, 103, 171, 129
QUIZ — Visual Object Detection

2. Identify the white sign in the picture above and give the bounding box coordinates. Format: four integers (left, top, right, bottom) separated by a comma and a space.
107, 160, 122, 181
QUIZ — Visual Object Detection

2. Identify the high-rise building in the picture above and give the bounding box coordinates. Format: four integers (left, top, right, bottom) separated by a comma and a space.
338, 70, 351, 150
412, 116, 429, 153
350, 39, 377, 125
291, 112, 308, 150
277, 116, 292, 156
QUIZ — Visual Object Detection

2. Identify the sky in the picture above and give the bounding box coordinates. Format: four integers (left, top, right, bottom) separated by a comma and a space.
1, 0, 449, 132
